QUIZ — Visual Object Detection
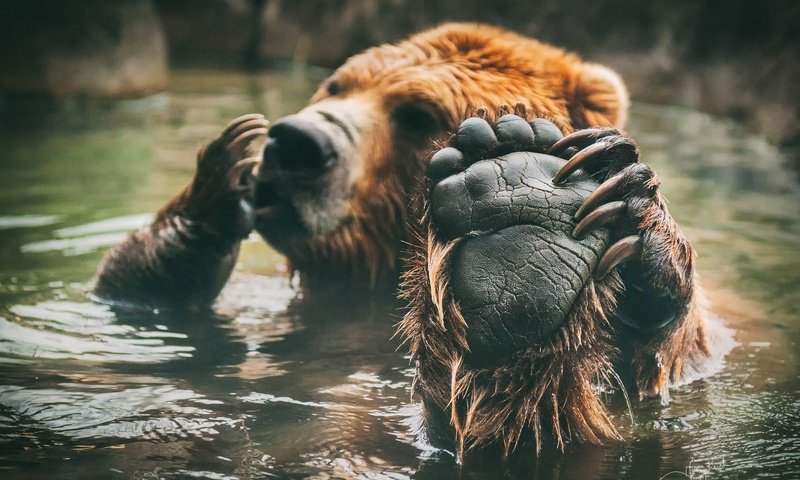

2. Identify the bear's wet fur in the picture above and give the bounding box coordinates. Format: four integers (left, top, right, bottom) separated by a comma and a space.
95, 23, 711, 457
249, 23, 630, 287
399, 107, 707, 457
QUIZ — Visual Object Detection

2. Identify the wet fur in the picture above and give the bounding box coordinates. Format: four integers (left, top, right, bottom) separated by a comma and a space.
95, 23, 710, 454
280, 23, 629, 284
399, 195, 627, 456
399, 124, 707, 454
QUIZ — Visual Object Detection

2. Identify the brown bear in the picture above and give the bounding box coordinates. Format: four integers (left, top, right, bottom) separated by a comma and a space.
94, 23, 709, 457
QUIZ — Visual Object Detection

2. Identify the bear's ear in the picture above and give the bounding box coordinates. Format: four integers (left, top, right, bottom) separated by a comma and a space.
569, 63, 630, 130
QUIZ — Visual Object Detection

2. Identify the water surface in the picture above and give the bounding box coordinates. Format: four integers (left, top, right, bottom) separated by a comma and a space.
0, 69, 798, 479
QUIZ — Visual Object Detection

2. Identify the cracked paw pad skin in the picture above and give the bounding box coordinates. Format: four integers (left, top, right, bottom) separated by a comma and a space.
429, 116, 610, 366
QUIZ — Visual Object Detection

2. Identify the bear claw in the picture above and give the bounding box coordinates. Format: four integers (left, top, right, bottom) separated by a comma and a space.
574, 171, 628, 220
572, 200, 626, 239
227, 117, 268, 140
228, 124, 269, 157
552, 141, 613, 184
218, 116, 270, 190
595, 235, 643, 280
547, 126, 620, 155
227, 157, 261, 190
222, 113, 266, 136
190, 113, 270, 239
551, 130, 676, 284
548, 128, 639, 184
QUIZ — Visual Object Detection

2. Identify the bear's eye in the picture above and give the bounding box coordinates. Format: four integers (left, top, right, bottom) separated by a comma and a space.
393, 103, 442, 136
326, 80, 341, 96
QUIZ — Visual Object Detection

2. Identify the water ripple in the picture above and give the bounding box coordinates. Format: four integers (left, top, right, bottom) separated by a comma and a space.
0, 300, 195, 364
0, 382, 233, 443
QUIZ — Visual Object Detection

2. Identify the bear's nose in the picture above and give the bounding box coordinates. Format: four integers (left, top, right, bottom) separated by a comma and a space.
263, 116, 337, 179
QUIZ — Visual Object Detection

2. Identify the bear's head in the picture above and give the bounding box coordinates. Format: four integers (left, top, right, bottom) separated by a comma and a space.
253, 23, 628, 285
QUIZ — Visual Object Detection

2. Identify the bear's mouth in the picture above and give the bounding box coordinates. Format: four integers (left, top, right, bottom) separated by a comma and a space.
252, 180, 296, 221
252, 175, 308, 248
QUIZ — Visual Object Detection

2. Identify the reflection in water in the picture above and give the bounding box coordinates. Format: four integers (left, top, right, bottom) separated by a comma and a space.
0, 71, 798, 479
0, 383, 231, 441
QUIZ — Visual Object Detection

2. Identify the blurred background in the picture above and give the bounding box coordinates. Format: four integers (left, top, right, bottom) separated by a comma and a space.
1, 0, 798, 158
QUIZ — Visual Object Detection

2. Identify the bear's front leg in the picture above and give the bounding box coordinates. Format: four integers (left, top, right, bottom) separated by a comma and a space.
400, 109, 707, 457
94, 114, 269, 309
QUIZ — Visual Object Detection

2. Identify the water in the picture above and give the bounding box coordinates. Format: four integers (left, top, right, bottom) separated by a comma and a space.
0, 69, 798, 479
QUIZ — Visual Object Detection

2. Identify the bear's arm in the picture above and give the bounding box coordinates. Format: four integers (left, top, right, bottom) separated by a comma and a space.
93, 114, 267, 310
93, 188, 242, 309
401, 114, 711, 456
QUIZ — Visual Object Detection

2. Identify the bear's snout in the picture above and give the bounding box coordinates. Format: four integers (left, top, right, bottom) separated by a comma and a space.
263, 116, 338, 179
253, 107, 362, 245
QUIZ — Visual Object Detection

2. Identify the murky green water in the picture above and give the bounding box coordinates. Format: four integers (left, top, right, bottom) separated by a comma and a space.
0, 70, 798, 479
